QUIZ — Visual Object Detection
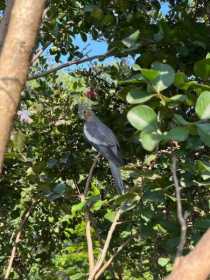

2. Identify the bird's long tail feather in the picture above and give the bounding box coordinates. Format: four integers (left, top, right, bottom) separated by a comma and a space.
109, 161, 125, 194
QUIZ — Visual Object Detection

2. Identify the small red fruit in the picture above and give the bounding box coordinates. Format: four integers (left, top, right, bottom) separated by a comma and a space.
85, 88, 97, 99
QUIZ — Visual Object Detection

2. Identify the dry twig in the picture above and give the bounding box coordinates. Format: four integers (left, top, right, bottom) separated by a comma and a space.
95, 238, 130, 280
171, 155, 188, 258
81, 154, 100, 273
4, 201, 37, 279
88, 204, 124, 280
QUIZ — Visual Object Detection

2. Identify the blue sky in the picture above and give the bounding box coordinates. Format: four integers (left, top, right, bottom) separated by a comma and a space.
47, 2, 170, 71
72, 2, 170, 59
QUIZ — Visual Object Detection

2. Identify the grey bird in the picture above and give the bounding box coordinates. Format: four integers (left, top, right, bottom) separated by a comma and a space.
79, 106, 125, 194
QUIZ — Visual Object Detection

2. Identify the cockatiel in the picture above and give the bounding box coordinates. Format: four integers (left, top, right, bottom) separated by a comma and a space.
79, 106, 125, 194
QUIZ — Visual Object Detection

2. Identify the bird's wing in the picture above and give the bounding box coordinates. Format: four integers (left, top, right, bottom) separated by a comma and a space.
84, 118, 123, 166
95, 144, 123, 167
84, 117, 119, 147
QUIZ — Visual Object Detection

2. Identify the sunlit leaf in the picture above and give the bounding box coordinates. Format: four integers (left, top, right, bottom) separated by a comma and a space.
127, 105, 157, 130
122, 30, 140, 48
140, 130, 160, 151
195, 91, 210, 119
150, 62, 175, 92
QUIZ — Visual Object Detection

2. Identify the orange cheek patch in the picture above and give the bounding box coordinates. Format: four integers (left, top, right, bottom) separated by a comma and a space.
84, 111, 92, 119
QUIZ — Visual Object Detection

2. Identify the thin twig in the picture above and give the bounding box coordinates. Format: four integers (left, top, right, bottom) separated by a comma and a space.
95, 238, 130, 280
4, 201, 37, 279
171, 155, 188, 258
81, 192, 95, 273
72, 177, 81, 196
81, 154, 100, 274
28, 50, 114, 80
88, 204, 124, 280
31, 42, 51, 64
84, 154, 100, 196
86, 213, 95, 272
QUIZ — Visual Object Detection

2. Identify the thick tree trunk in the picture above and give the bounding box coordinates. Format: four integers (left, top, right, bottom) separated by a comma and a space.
166, 229, 210, 280
0, 0, 46, 173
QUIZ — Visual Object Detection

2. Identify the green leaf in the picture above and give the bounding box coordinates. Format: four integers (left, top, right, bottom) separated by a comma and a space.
141, 68, 160, 80
174, 114, 190, 126
196, 160, 210, 180
12, 130, 26, 152
122, 30, 140, 48
150, 62, 175, 92
71, 272, 86, 280
104, 210, 116, 222
166, 127, 189, 142
158, 257, 170, 267
91, 7, 103, 20
194, 219, 210, 229
195, 91, 210, 119
194, 59, 210, 80
126, 88, 154, 104
140, 130, 160, 151
132, 64, 141, 71
71, 202, 85, 215
92, 200, 103, 211
196, 160, 210, 173
168, 94, 187, 103
53, 182, 66, 194
174, 72, 187, 88
118, 74, 146, 85
197, 123, 210, 147
127, 105, 157, 130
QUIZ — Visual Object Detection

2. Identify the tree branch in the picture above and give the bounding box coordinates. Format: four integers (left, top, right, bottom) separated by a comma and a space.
80, 154, 100, 274
4, 201, 37, 279
85, 214, 95, 273
95, 239, 130, 280
165, 229, 210, 280
171, 155, 188, 258
31, 42, 51, 65
28, 50, 114, 81
84, 154, 100, 196
88, 204, 124, 280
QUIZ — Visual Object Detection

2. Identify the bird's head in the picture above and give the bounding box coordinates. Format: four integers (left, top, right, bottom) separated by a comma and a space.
78, 104, 94, 120
83, 109, 94, 120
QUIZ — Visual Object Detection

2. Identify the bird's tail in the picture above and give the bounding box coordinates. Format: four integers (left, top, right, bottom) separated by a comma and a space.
109, 161, 125, 194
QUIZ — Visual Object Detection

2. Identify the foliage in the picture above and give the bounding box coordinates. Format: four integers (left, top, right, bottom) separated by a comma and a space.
1, 0, 210, 279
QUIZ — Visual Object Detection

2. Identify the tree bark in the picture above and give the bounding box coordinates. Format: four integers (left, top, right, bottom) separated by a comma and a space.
0, 0, 14, 51
0, 0, 46, 173
165, 229, 210, 280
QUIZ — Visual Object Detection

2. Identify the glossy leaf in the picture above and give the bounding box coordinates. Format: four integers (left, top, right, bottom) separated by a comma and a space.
194, 59, 210, 80
122, 30, 140, 48
166, 127, 189, 142
197, 123, 210, 147
126, 88, 154, 104
174, 72, 187, 88
141, 68, 160, 80
127, 105, 157, 130
150, 62, 175, 92
158, 257, 170, 267
140, 130, 160, 151
195, 91, 210, 119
